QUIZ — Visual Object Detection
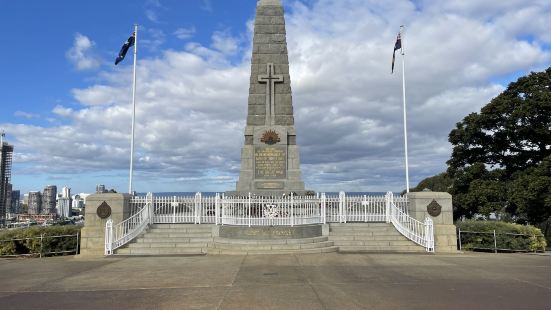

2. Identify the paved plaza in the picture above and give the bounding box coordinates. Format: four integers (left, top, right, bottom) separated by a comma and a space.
0, 252, 550, 309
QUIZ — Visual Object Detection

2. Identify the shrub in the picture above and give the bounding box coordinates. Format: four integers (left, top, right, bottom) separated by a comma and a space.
0, 225, 82, 257
456, 220, 546, 252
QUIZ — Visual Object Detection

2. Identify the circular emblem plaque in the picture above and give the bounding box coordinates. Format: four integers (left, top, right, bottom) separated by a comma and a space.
260, 130, 281, 145
97, 201, 112, 219
426, 199, 442, 217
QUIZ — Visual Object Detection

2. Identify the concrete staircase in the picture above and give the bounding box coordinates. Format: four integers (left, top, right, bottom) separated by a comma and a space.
329, 223, 426, 253
115, 223, 426, 255
207, 236, 338, 255
115, 224, 214, 255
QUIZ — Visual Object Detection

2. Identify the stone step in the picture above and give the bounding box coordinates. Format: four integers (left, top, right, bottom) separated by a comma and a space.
338, 245, 426, 253
151, 224, 215, 229
207, 246, 339, 255
329, 226, 397, 232
213, 236, 328, 245
329, 223, 390, 227
143, 232, 213, 238
212, 241, 334, 251
328, 235, 407, 242
331, 240, 417, 247
148, 228, 213, 233
115, 247, 207, 255
129, 242, 212, 249
136, 237, 214, 243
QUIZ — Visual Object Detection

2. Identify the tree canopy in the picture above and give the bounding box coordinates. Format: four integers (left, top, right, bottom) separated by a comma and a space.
412, 67, 551, 226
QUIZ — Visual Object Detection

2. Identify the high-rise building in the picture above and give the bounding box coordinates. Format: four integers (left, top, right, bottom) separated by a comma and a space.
61, 186, 71, 199
57, 186, 72, 218
96, 184, 106, 194
28, 191, 42, 214
42, 185, 57, 215
0, 135, 14, 224
11, 190, 20, 214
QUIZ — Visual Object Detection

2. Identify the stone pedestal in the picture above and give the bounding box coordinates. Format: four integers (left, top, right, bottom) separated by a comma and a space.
407, 192, 458, 253
79, 193, 131, 256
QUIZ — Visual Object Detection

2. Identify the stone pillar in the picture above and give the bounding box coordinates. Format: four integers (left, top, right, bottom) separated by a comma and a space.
79, 193, 131, 256
407, 192, 457, 253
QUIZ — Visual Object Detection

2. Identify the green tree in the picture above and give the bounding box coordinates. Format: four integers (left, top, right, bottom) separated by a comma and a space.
447, 67, 551, 222
448, 68, 551, 176
410, 172, 452, 193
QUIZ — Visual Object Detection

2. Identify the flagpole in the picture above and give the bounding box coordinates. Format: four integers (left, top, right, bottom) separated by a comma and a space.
400, 25, 410, 193
129, 24, 138, 195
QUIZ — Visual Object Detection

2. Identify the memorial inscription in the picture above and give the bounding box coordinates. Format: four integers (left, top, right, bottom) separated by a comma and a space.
255, 146, 287, 179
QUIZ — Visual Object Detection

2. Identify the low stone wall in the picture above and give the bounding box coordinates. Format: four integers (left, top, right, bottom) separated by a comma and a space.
79, 193, 131, 256
407, 192, 458, 253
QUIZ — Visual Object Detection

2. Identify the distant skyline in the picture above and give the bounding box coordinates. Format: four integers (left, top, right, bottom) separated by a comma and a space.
1, 0, 550, 194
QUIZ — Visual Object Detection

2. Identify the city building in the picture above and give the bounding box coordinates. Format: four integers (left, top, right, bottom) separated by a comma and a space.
96, 184, 106, 194
0, 134, 14, 225
42, 185, 57, 215
57, 197, 71, 218
57, 186, 72, 218
28, 191, 42, 214
11, 189, 20, 214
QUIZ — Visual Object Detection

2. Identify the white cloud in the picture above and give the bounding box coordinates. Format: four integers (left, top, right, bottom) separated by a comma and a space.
65, 33, 101, 71
145, 10, 159, 23
174, 27, 196, 40
7, 0, 551, 193
14, 111, 40, 119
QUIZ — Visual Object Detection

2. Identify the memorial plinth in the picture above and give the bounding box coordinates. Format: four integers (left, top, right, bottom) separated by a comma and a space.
233, 0, 306, 195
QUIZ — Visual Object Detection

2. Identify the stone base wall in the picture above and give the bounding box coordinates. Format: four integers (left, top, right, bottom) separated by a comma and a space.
79, 193, 131, 256
407, 192, 458, 253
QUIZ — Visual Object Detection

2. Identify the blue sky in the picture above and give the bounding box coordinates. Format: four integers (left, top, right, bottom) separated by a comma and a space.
1, 0, 550, 195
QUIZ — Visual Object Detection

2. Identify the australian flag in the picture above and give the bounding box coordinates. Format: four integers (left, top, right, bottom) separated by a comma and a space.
391, 32, 402, 74
115, 33, 135, 65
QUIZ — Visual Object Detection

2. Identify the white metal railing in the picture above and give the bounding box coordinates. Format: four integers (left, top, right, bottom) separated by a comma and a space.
127, 192, 407, 227
387, 192, 434, 252
105, 193, 152, 255
106, 191, 434, 253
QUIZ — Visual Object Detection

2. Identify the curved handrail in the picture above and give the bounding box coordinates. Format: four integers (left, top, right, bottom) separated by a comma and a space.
105, 194, 152, 255
387, 192, 434, 252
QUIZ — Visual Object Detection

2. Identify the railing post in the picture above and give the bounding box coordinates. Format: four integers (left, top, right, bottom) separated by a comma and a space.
104, 219, 113, 256
172, 196, 177, 224
291, 192, 294, 227
385, 192, 391, 223
339, 191, 346, 223
321, 193, 326, 224
493, 230, 497, 254
221, 194, 226, 225
248, 193, 251, 227
215, 193, 220, 225
147, 192, 154, 225
195, 192, 202, 224
363, 195, 367, 222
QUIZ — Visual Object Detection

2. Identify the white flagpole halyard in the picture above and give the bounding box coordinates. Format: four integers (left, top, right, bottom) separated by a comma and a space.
400, 25, 410, 193
129, 24, 138, 195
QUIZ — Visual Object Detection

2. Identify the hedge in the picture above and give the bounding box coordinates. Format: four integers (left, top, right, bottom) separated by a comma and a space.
456, 220, 546, 252
0, 225, 82, 257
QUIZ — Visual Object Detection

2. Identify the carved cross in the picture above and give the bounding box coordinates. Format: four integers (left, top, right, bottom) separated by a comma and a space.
258, 63, 284, 126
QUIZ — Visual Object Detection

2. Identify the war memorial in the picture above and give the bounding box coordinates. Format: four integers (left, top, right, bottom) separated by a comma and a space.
80, 0, 457, 257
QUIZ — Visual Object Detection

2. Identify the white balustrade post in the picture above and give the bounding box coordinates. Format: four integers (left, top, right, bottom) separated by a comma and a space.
291, 192, 294, 227
195, 192, 202, 224
385, 192, 391, 223
321, 193, 326, 224
215, 193, 220, 225
147, 192, 154, 225
363, 195, 367, 222
105, 219, 113, 255
248, 193, 251, 227
172, 196, 177, 224
221, 194, 226, 225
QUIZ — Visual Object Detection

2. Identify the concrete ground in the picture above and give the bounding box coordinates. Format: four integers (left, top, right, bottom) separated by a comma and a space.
0, 252, 550, 309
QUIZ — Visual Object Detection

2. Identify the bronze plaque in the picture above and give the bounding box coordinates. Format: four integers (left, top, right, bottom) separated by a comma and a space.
256, 181, 285, 190
97, 201, 112, 219
254, 146, 287, 179
427, 199, 442, 217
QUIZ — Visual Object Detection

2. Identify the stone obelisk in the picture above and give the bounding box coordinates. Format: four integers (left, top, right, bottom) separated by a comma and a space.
235, 0, 305, 194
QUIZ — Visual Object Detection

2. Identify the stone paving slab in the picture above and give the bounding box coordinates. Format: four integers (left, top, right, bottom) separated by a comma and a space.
0, 253, 550, 309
